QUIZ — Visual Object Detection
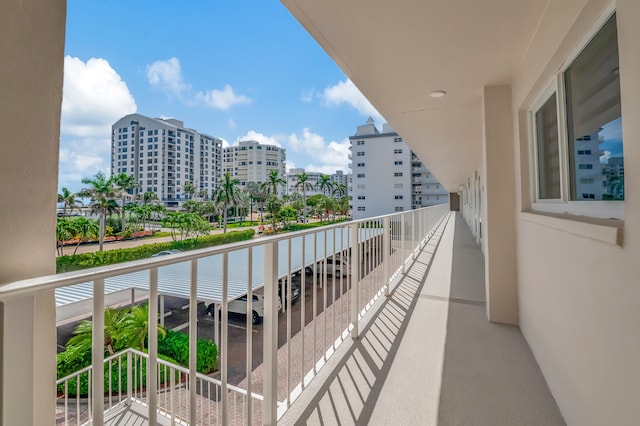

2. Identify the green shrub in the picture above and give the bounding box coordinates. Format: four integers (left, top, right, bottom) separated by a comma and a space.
56, 229, 254, 273
158, 330, 218, 374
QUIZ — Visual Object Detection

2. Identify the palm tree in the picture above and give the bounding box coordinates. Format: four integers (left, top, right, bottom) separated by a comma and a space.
112, 173, 137, 236
213, 173, 241, 233
70, 216, 99, 255
139, 191, 159, 205
332, 183, 347, 199
66, 307, 130, 356
317, 174, 334, 197
246, 181, 267, 224
294, 172, 314, 223
79, 172, 117, 251
183, 181, 195, 200
265, 195, 283, 231
56, 218, 75, 256
57, 187, 83, 217
121, 303, 166, 351
261, 169, 286, 197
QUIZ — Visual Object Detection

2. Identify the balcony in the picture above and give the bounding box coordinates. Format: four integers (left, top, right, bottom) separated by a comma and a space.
1, 206, 563, 425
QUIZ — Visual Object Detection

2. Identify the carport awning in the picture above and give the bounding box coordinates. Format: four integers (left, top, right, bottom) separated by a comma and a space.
55, 228, 382, 310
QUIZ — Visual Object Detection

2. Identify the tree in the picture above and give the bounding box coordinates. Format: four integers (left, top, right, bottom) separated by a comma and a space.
164, 212, 210, 241
66, 307, 130, 356
317, 174, 334, 197
261, 169, 286, 197
56, 218, 75, 256
265, 195, 283, 230
79, 172, 117, 251
246, 181, 267, 223
121, 303, 166, 351
69, 216, 99, 255
213, 173, 241, 233
294, 172, 314, 223
332, 183, 347, 199
139, 191, 159, 206
279, 205, 297, 226
113, 173, 137, 235
183, 181, 196, 201
57, 187, 83, 217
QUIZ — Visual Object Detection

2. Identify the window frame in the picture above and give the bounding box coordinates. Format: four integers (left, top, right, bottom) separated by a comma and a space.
529, 7, 623, 220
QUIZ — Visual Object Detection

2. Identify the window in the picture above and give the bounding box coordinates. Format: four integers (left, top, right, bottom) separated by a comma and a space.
356, 140, 365, 145
394, 172, 403, 177
357, 173, 365, 178
394, 207, 404, 212
356, 151, 365, 157
357, 162, 365, 167
531, 12, 623, 217
394, 195, 403, 200
393, 137, 403, 143
357, 195, 366, 200
357, 206, 366, 211
393, 149, 403, 154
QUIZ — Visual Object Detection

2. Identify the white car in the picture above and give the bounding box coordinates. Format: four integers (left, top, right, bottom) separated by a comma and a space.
209, 290, 282, 325
306, 256, 351, 277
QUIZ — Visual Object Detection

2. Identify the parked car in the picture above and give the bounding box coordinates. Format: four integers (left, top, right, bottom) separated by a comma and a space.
151, 249, 182, 257
305, 256, 351, 277
279, 280, 300, 306
207, 289, 283, 325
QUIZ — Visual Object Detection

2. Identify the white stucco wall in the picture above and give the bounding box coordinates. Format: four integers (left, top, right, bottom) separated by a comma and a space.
512, 0, 640, 424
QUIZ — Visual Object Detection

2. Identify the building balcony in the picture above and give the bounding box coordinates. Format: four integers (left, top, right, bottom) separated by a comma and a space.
1, 206, 562, 425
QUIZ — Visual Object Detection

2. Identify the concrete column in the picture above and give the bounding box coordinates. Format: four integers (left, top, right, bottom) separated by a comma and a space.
0, 1, 66, 424
482, 86, 518, 324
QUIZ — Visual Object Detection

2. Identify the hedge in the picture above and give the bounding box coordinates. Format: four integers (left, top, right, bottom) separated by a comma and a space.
56, 229, 255, 273
158, 330, 218, 374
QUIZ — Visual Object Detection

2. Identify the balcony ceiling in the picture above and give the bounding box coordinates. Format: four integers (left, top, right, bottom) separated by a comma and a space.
281, 0, 548, 191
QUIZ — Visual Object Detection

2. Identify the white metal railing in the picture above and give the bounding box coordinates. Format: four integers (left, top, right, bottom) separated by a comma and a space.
5, 204, 449, 425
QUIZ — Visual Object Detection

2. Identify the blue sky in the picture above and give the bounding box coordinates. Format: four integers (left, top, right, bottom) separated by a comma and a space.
59, 0, 385, 192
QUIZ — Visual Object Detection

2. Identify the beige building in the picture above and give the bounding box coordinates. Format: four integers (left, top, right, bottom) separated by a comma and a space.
223, 140, 286, 195
2, 1, 640, 424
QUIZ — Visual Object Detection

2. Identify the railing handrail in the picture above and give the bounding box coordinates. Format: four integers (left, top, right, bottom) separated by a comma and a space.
0, 205, 448, 302
55, 346, 267, 401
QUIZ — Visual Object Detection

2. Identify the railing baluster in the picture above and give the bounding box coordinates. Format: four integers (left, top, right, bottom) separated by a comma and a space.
351, 223, 360, 339
263, 240, 278, 425
221, 252, 229, 423
300, 235, 306, 390
287, 238, 292, 407
246, 246, 253, 425
92, 277, 104, 425
312, 232, 317, 373
148, 266, 159, 425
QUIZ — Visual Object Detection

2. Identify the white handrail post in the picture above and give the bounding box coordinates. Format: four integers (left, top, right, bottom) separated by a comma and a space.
148, 267, 158, 425
263, 241, 279, 425
401, 213, 407, 274
412, 210, 418, 260
350, 223, 360, 339
92, 278, 104, 425
189, 259, 198, 424
383, 217, 390, 297
221, 252, 229, 422
126, 350, 132, 404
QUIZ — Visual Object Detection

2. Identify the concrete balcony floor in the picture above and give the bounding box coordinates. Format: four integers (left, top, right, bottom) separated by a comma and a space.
280, 213, 565, 425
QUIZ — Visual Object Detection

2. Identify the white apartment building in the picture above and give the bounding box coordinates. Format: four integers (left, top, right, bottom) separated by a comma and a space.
111, 114, 222, 207
286, 168, 350, 196
350, 119, 448, 219
223, 140, 286, 195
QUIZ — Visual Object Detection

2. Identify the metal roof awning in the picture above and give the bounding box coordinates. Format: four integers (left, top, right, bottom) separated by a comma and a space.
55, 228, 383, 321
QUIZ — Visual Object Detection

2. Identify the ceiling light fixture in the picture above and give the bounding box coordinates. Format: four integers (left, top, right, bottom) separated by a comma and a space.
429, 90, 446, 98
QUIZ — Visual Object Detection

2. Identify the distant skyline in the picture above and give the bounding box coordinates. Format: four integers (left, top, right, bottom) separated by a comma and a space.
60, 1, 385, 192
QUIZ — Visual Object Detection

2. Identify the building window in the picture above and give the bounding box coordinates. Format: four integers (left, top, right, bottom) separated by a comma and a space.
357, 206, 366, 211
393, 137, 403, 143
356, 140, 365, 145
393, 149, 403, 154
394, 195, 403, 200
531, 12, 623, 217
394, 172, 403, 177
356, 151, 365, 157
357, 173, 365, 178
357, 163, 365, 167
394, 161, 403, 165
357, 195, 366, 200
394, 207, 404, 212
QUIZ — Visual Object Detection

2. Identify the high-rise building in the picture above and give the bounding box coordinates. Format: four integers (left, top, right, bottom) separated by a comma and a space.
111, 114, 222, 207
223, 140, 286, 195
349, 119, 447, 219
286, 168, 350, 196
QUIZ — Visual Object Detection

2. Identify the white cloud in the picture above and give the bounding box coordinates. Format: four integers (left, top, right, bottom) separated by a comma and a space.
195, 85, 252, 110
147, 57, 251, 110
285, 129, 351, 173
59, 56, 136, 190
146, 57, 188, 98
220, 138, 230, 149
301, 88, 315, 103
61, 56, 137, 137
322, 78, 384, 123
234, 130, 282, 147
227, 118, 237, 129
